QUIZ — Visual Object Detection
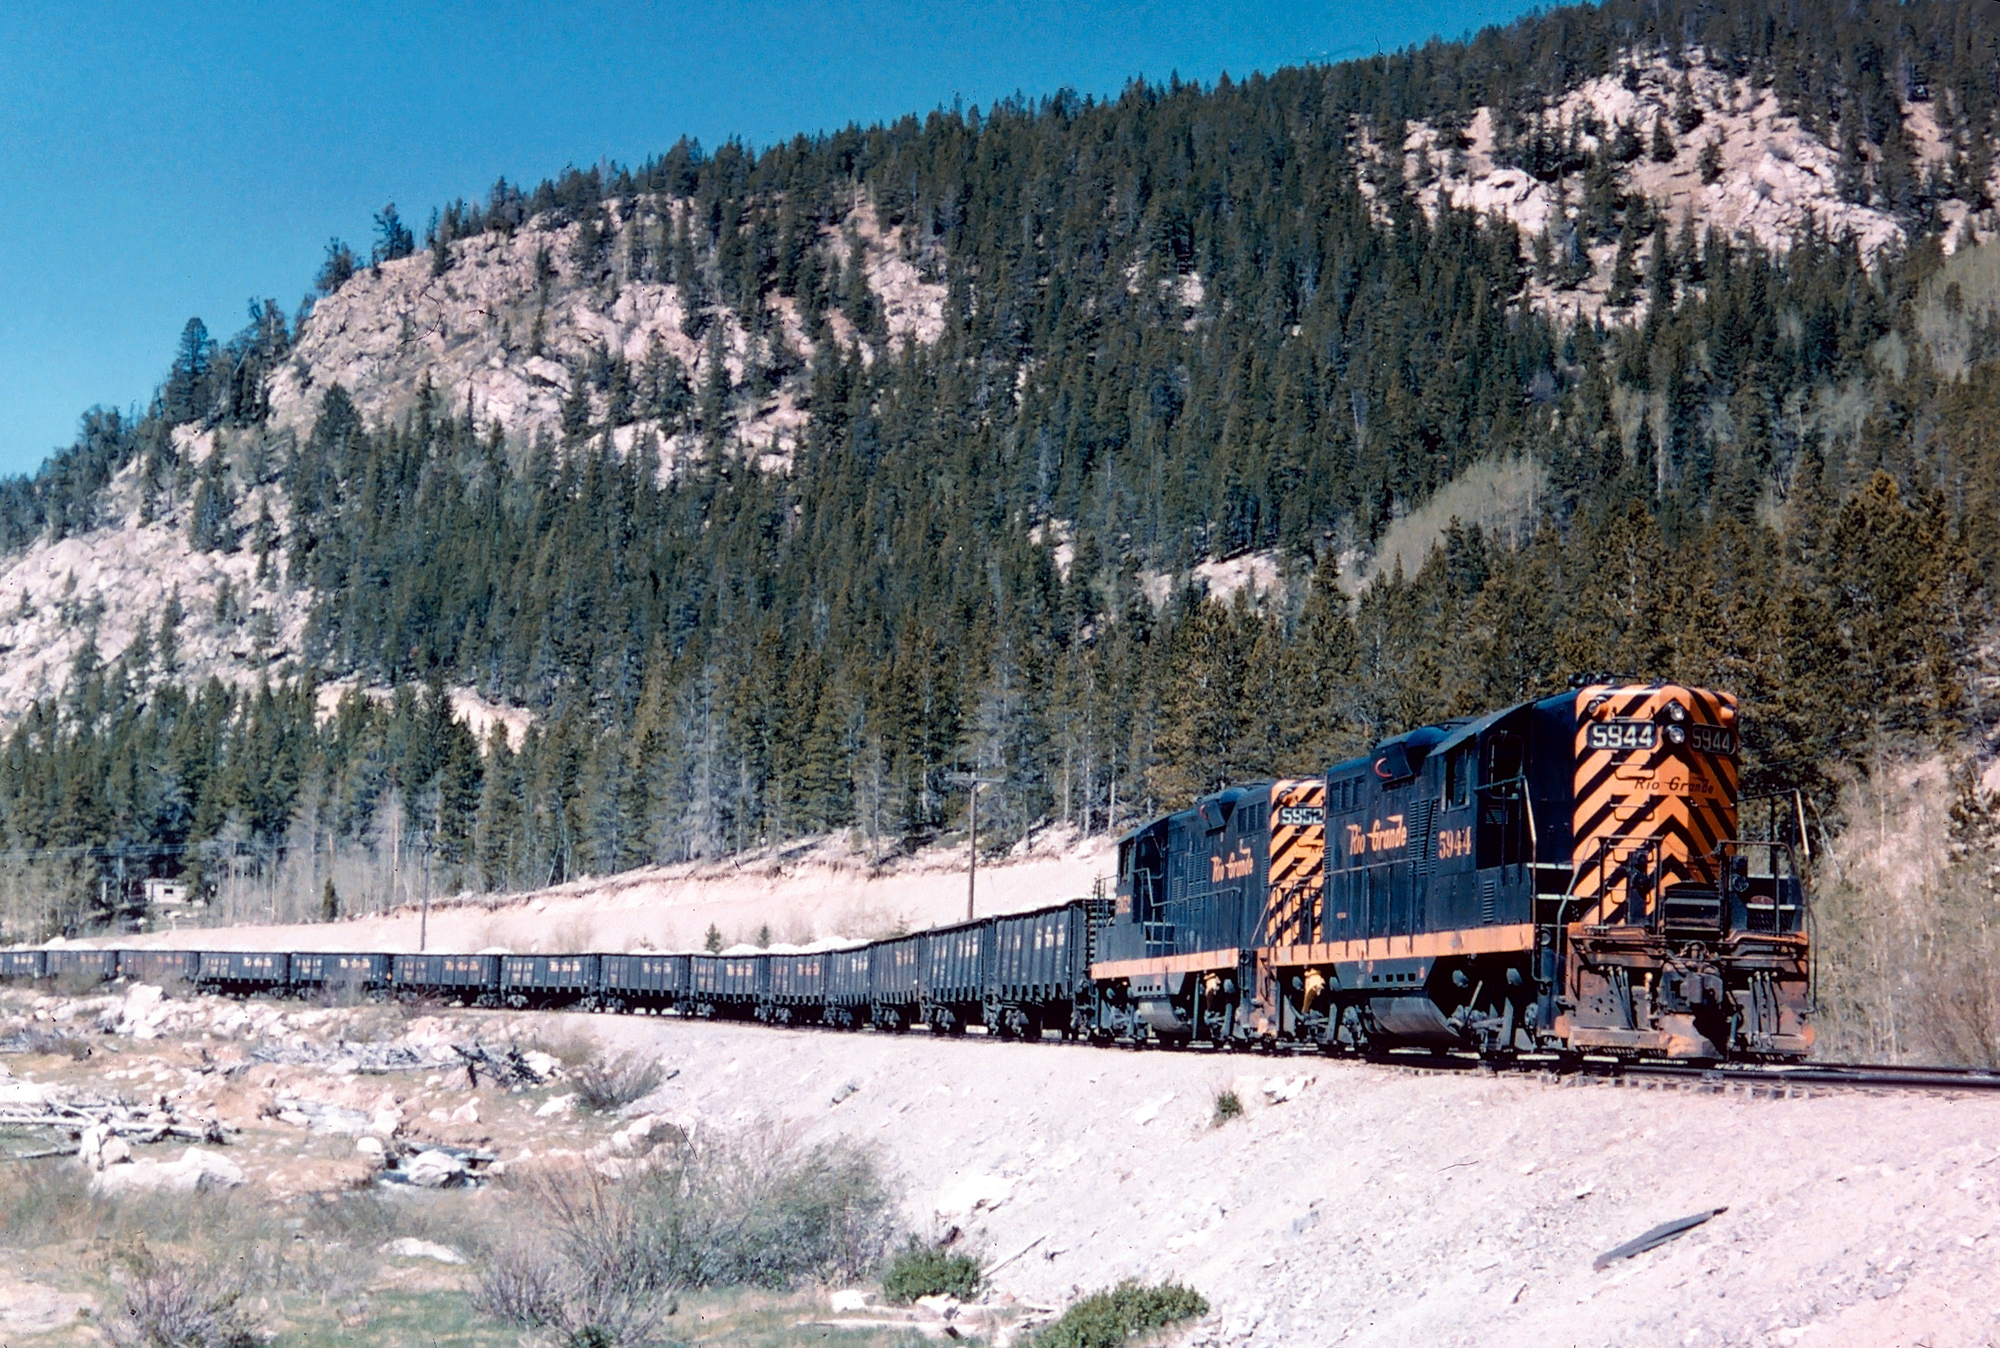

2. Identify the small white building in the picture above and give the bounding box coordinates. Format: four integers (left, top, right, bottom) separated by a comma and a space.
144, 878, 191, 907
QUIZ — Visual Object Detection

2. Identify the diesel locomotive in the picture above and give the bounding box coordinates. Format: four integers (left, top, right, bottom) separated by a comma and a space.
1091, 680, 1814, 1060
1, 681, 1812, 1065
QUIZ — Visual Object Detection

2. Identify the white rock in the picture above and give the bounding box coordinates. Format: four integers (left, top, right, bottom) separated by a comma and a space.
402, 1149, 467, 1189
93, 1147, 243, 1194
355, 1136, 385, 1159
0, 1079, 48, 1108
380, 1237, 466, 1264
368, 1108, 403, 1137
118, 984, 164, 1037
934, 1172, 1014, 1219
521, 1050, 560, 1081
535, 1093, 576, 1118
829, 1289, 873, 1312
74, 1124, 109, 1170
449, 1101, 480, 1125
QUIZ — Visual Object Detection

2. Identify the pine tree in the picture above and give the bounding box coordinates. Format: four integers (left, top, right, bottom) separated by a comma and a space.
1650, 117, 1677, 163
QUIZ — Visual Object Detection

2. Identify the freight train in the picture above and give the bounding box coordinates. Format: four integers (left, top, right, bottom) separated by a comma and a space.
0, 682, 1813, 1064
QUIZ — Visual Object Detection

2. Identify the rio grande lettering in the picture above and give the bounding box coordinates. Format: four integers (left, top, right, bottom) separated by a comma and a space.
1210, 843, 1255, 882
1345, 814, 1408, 856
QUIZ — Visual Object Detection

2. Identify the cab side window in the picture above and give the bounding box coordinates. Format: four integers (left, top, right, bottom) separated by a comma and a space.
1445, 747, 1473, 810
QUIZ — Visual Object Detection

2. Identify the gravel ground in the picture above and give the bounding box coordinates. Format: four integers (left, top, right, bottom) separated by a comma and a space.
582, 1014, 2000, 1348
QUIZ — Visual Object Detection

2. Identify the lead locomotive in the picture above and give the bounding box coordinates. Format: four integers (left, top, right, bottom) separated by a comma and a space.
1093, 681, 1813, 1060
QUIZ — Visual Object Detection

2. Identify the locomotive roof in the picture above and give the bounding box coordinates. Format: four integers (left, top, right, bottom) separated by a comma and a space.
1114, 780, 1276, 845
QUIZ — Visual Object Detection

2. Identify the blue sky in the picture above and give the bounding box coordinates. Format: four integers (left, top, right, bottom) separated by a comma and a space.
0, 0, 1543, 478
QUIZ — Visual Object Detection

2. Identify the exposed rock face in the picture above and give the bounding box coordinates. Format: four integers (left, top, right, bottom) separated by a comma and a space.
0, 453, 309, 726
1363, 51, 1996, 326
264, 196, 945, 470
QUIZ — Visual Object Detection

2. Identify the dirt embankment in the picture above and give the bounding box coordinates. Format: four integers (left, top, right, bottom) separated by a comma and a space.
7, 980, 2000, 1348
95, 829, 1114, 956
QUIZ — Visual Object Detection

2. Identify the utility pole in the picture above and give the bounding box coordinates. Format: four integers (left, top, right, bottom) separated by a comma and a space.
419, 836, 431, 953
419, 836, 432, 953
948, 772, 1003, 921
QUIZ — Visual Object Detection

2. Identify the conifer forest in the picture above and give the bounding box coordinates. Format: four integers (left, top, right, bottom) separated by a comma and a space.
2, 0, 1999, 954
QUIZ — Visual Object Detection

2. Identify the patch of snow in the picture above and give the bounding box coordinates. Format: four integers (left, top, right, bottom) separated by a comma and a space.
1192, 550, 1284, 605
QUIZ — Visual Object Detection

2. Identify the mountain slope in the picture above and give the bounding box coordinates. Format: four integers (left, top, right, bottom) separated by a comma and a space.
1, 0, 1998, 941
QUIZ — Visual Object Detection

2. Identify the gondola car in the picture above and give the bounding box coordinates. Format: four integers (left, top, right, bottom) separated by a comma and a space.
198, 951, 290, 996
922, 920, 992, 1035
289, 952, 391, 997
867, 934, 924, 1031
599, 953, 689, 1013
823, 946, 872, 1028
500, 954, 602, 1010
688, 952, 766, 1019
46, 947, 122, 986
762, 951, 826, 1025
393, 953, 501, 1006
987, 902, 1094, 1039
120, 949, 200, 986
0, 949, 47, 981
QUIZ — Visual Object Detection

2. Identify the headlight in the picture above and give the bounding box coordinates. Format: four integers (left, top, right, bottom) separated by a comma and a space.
1666, 702, 1688, 723
1667, 724, 1687, 745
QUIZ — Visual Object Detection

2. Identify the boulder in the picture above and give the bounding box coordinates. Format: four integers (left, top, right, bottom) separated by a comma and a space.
92, 1147, 244, 1194
380, 1237, 466, 1264
402, 1149, 467, 1189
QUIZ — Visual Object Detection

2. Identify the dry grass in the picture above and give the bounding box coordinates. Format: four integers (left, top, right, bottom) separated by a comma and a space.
517, 1023, 600, 1071
1812, 753, 2000, 1066
0, 1161, 496, 1321
570, 1051, 666, 1113
16, 1025, 94, 1059
103, 1248, 259, 1348
476, 1125, 896, 1347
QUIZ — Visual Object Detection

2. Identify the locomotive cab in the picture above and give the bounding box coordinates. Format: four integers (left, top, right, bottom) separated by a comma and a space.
1263, 681, 1813, 1062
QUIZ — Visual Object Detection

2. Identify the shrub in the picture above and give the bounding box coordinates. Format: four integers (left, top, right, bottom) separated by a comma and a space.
881, 1237, 981, 1304
1033, 1281, 1209, 1348
477, 1125, 895, 1345
104, 1253, 259, 1348
51, 968, 106, 997
21, 1025, 92, 1060
570, 1051, 665, 1112
1210, 1088, 1243, 1127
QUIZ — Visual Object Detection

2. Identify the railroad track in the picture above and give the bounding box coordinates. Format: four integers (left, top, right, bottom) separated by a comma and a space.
1571, 1056, 2000, 1093
1284, 1044, 2000, 1093
656, 1017, 2000, 1097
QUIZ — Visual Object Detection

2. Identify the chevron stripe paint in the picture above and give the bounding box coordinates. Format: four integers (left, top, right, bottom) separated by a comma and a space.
1262, 778, 1327, 947
1571, 683, 1739, 926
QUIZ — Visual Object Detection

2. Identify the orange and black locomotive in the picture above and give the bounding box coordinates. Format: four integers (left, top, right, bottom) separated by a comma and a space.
1093, 681, 1813, 1061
